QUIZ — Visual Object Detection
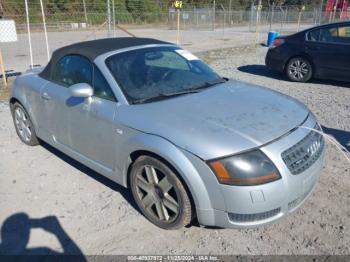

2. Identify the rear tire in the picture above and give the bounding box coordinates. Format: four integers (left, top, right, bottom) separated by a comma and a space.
11, 102, 39, 146
286, 57, 312, 82
130, 156, 193, 230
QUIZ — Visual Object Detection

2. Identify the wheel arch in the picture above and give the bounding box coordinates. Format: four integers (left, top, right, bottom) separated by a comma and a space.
116, 132, 216, 212
9, 96, 39, 131
127, 149, 196, 215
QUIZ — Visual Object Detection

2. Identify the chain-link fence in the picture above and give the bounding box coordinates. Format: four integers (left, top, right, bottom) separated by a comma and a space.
2, 1, 348, 33
0, 0, 349, 74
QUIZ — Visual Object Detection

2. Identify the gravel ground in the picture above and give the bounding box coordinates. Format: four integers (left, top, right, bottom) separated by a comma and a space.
0, 44, 349, 256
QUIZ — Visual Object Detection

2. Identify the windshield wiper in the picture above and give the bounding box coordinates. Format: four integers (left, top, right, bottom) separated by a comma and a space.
188, 77, 228, 91
132, 89, 200, 104
132, 78, 229, 105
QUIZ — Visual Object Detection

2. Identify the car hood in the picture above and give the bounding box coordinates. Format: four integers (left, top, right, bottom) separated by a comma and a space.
117, 80, 309, 160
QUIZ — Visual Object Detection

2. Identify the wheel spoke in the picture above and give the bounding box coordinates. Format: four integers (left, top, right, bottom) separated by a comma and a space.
22, 112, 27, 122
163, 194, 179, 214
145, 166, 158, 184
15, 108, 21, 119
141, 194, 155, 209
24, 127, 31, 141
155, 202, 169, 221
158, 176, 173, 193
136, 175, 152, 193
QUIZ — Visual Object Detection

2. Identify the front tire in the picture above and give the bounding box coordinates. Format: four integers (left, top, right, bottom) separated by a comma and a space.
286, 57, 312, 82
130, 156, 193, 230
11, 102, 39, 146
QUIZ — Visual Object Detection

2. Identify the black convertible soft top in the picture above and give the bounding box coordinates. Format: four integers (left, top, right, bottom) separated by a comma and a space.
40, 37, 173, 80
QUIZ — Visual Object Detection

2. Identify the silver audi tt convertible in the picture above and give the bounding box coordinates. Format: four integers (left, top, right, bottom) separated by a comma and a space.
10, 38, 325, 229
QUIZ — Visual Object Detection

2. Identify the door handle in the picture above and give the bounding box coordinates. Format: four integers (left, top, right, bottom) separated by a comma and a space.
41, 92, 51, 101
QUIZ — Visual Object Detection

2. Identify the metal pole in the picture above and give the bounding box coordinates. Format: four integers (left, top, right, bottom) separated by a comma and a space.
229, 0, 232, 25
297, 7, 304, 32
107, 0, 111, 37
24, 0, 33, 67
221, 5, 226, 39
319, 0, 324, 24
0, 48, 7, 86
332, 0, 339, 22
82, 0, 88, 23
112, 0, 116, 37
340, 0, 346, 20
39, 0, 50, 61
249, 1, 254, 32
176, 9, 180, 44
256, 0, 262, 45
213, 0, 216, 31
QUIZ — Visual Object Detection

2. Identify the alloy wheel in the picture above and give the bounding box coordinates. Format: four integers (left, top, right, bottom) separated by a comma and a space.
135, 165, 180, 223
288, 59, 310, 81
14, 107, 32, 142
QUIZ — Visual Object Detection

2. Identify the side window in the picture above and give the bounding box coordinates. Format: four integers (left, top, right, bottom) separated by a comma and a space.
308, 29, 320, 42
336, 26, 350, 43
93, 65, 117, 102
319, 27, 338, 43
52, 55, 92, 87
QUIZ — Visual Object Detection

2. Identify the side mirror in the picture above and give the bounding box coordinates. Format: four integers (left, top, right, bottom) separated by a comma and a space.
69, 83, 93, 98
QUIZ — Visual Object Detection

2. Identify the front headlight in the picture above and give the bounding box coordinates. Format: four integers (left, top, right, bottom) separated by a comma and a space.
209, 150, 281, 186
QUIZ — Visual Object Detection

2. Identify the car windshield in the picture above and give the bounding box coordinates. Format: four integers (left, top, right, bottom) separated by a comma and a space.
105, 46, 225, 104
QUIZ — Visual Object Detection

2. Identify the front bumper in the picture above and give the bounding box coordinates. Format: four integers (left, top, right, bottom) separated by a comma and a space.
192, 115, 326, 229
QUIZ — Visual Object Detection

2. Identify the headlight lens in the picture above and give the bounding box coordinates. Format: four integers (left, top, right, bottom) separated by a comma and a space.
209, 150, 281, 186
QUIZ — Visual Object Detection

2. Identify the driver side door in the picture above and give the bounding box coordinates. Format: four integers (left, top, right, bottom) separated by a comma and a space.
40, 55, 117, 173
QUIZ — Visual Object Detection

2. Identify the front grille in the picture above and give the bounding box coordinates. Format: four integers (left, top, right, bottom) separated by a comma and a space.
228, 208, 281, 223
282, 125, 324, 175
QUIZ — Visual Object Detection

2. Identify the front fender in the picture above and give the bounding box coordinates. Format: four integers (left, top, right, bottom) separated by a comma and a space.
10, 74, 46, 132
114, 128, 225, 211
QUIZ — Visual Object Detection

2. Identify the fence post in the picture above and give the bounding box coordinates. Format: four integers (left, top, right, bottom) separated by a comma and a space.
249, 1, 254, 32
319, 0, 324, 24
39, 0, 50, 61
229, 0, 232, 25
107, 0, 111, 37
212, 0, 216, 31
82, 0, 88, 23
24, 0, 33, 68
297, 6, 305, 32
269, 3, 275, 31
0, 49, 7, 86
256, 0, 262, 45
112, 0, 116, 37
